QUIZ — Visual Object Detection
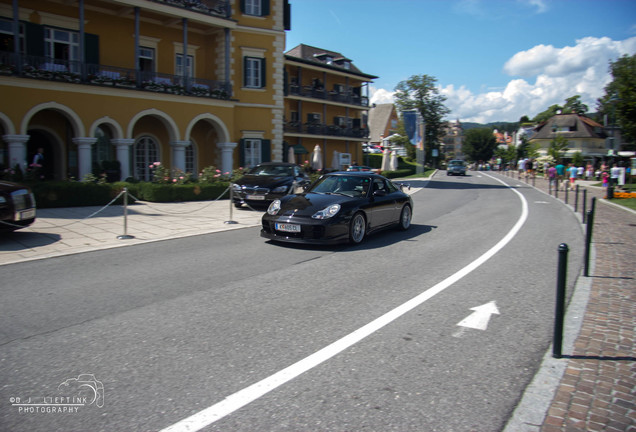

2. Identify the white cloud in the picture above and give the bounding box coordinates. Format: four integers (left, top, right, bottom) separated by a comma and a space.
370, 36, 636, 124
369, 87, 395, 105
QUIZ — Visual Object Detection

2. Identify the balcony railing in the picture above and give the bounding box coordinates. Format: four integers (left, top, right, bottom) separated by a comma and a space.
0, 52, 232, 100
284, 122, 369, 139
288, 84, 369, 107
150, 0, 230, 19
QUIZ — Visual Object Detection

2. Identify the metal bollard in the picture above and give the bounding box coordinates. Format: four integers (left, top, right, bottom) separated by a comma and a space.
225, 183, 238, 224
117, 187, 135, 240
582, 189, 587, 223
574, 184, 579, 212
564, 185, 569, 204
553, 243, 569, 359
584, 197, 596, 276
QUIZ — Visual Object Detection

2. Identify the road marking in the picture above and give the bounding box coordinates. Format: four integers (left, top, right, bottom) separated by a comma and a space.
160, 173, 528, 432
457, 301, 500, 331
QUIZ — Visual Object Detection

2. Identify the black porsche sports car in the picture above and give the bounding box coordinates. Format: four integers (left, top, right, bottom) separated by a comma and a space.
261, 172, 413, 245
232, 162, 310, 208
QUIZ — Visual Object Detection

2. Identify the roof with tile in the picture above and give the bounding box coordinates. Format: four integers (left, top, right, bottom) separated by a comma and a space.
285, 44, 378, 80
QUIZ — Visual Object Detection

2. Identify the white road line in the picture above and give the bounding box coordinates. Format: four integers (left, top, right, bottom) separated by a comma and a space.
160, 173, 528, 432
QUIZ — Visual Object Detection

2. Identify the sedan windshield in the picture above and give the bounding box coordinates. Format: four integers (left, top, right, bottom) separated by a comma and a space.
309, 175, 371, 197
248, 165, 293, 176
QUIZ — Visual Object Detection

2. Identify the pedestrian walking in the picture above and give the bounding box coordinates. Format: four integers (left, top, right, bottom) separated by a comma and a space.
567, 163, 578, 191
547, 164, 557, 188
555, 162, 565, 190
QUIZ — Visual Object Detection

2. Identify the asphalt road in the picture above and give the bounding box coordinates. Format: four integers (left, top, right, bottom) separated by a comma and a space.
0, 172, 585, 432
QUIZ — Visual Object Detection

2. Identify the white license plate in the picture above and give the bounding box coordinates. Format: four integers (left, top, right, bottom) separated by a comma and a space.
17, 209, 36, 220
275, 223, 301, 233
246, 195, 266, 200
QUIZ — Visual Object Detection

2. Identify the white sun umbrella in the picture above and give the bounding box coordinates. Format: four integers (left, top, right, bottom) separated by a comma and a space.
311, 144, 323, 170
389, 151, 398, 171
332, 150, 340, 170
381, 149, 391, 171
288, 145, 296, 164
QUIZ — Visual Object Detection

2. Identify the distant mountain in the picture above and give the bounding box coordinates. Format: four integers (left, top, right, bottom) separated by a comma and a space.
461, 121, 520, 133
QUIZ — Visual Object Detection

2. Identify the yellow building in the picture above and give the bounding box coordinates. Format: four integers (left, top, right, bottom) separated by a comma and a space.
0, 0, 290, 181
283, 44, 376, 170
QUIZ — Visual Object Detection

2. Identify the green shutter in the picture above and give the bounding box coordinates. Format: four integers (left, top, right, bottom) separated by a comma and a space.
24, 22, 44, 57
261, 140, 271, 162
260, 58, 266, 88
239, 139, 245, 167
261, 0, 270, 16
84, 33, 99, 64
243, 57, 248, 87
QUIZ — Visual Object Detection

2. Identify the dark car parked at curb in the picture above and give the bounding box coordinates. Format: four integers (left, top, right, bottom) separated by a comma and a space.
261, 172, 412, 245
232, 162, 311, 209
0, 181, 37, 231
447, 160, 467, 176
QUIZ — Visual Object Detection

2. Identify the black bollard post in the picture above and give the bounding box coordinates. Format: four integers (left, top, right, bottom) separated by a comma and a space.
582, 189, 587, 223
565, 185, 569, 204
553, 243, 569, 359
574, 184, 579, 212
584, 206, 595, 277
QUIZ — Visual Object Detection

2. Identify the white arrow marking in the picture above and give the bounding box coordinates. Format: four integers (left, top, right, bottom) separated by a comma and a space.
457, 301, 500, 331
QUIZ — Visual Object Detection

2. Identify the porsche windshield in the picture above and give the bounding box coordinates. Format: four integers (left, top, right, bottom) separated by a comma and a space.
309, 175, 371, 197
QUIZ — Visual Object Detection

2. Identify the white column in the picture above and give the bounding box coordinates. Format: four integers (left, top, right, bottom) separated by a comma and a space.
171, 140, 190, 172
73, 137, 97, 180
111, 139, 135, 181
3, 134, 29, 171
217, 142, 237, 175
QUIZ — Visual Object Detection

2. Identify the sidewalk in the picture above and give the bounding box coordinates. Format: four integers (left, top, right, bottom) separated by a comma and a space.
499, 173, 636, 432
0, 198, 263, 265
1, 175, 634, 431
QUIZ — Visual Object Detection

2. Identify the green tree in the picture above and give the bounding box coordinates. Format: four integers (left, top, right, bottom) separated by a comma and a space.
393, 75, 450, 164
597, 54, 636, 148
462, 128, 498, 162
563, 95, 588, 115
493, 144, 518, 165
548, 134, 569, 161
572, 151, 585, 167
532, 104, 563, 124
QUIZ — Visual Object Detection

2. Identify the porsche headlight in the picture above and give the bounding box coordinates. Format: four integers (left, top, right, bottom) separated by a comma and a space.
312, 203, 341, 219
267, 199, 281, 215
232, 183, 242, 192
272, 185, 289, 193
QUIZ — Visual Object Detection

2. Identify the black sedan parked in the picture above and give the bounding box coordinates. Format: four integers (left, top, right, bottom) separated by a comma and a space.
232, 162, 310, 208
261, 172, 412, 245
0, 181, 36, 231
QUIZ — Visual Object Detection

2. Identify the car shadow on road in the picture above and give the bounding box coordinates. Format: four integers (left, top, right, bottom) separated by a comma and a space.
263, 223, 437, 252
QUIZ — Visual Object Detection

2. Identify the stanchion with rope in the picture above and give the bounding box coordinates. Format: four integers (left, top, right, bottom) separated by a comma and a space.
117, 187, 135, 240
225, 183, 238, 225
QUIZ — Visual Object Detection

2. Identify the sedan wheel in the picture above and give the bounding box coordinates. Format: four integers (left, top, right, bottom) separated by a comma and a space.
398, 205, 412, 230
349, 212, 366, 244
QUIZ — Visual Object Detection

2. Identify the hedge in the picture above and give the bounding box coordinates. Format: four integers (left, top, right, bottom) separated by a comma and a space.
30, 181, 231, 208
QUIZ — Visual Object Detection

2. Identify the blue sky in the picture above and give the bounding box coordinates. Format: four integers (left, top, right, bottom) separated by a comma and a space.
285, 0, 636, 123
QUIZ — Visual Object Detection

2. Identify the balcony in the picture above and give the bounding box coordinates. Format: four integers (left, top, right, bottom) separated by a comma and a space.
0, 52, 232, 100
288, 84, 369, 107
149, 0, 231, 19
284, 122, 368, 139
